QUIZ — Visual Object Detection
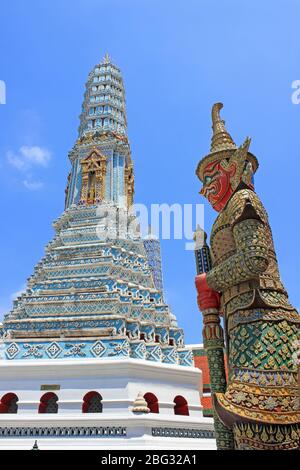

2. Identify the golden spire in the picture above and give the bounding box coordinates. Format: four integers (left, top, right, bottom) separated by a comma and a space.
210, 103, 237, 153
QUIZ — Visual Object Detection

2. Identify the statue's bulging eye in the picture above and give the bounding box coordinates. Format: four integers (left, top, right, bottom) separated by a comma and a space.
204, 176, 212, 185
204, 170, 219, 186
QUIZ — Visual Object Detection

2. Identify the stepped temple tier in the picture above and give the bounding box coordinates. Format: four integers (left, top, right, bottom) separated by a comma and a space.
0, 54, 215, 449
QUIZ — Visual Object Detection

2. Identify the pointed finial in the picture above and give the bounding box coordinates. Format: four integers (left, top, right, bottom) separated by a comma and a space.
210, 102, 237, 153
103, 53, 111, 64
132, 392, 150, 413
31, 440, 39, 450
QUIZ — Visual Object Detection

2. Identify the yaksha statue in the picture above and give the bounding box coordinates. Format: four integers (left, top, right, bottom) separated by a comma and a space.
195, 103, 300, 450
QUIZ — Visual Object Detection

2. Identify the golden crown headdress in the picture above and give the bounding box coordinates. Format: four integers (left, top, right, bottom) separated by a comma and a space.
196, 103, 259, 182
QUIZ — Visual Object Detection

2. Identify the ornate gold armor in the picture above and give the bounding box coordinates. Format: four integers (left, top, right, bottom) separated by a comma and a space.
197, 103, 300, 450
209, 186, 300, 448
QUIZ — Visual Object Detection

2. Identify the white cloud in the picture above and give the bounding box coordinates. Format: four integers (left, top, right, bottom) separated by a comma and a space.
7, 150, 27, 170
7, 145, 51, 171
23, 179, 44, 191
6, 145, 51, 190
20, 146, 51, 167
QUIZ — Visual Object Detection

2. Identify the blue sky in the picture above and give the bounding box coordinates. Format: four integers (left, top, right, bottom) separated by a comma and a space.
0, 0, 299, 344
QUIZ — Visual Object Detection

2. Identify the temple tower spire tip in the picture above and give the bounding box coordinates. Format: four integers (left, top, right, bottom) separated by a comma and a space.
78, 54, 127, 138
103, 52, 111, 64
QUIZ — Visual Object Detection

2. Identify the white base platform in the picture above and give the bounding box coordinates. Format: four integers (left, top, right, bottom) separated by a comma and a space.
0, 358, 216, 449
0, 416, 216, 450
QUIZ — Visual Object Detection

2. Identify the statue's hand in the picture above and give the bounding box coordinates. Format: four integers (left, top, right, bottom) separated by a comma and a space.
195, 273, 220, 311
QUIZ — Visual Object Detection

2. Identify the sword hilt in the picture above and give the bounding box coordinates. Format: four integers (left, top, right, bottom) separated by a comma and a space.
194, 227, 212, 274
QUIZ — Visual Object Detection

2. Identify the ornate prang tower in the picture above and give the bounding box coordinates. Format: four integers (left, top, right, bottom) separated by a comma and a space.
0, 55, 215, 449
196, 103, 300, 450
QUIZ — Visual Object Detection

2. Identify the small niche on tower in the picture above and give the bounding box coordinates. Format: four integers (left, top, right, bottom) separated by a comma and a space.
87, 170, 96, 203
80, 150, 106, 205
